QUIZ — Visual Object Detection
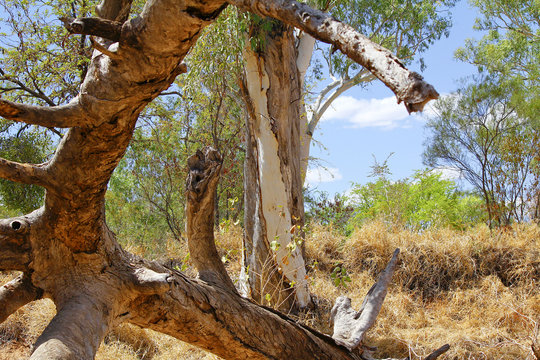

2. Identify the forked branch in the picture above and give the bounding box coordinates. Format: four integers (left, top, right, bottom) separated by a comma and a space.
331, 249, 450, 360
331, 249, 400, 350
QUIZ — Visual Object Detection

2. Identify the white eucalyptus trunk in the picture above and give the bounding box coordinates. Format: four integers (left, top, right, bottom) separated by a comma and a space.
242, 24, 311, 310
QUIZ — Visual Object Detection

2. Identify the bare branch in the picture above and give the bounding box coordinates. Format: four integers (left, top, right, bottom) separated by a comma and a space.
0, 158, 51, 188
0, 274, 43, 323
185, 147, 237, 293
0, 97, 87, 128
229, 0, 439, 112
60, 17, 122, 42
331, 249, 399, 350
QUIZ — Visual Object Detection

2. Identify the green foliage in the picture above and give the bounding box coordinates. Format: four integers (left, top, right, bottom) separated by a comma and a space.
455, 0, 539, 120
319, 0, 456, 79
348, 169, 485, 231
307, 165, 485, 234
0, 0, 96, 105
305, 191, 355, 235
0, 127, 50, 215
330, 264, 351, 288
424, 81, 539, 226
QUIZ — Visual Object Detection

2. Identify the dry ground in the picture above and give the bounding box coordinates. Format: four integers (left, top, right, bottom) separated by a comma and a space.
1, 222, 538, 359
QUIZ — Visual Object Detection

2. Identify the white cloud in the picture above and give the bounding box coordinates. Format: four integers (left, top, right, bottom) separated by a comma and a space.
320, 95, 439, 129
431, 167, 463, 180
305, 166, 342, 185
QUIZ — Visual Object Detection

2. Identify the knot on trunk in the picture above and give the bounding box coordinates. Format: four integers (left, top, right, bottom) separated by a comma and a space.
131, 267, 172, 295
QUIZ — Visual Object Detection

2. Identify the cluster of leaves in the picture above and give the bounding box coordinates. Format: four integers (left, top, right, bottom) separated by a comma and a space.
348, 169, 485, 231
306, 166, 485, 235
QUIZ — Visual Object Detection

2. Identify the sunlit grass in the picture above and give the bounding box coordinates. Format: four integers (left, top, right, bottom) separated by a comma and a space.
0, 222, 538, 359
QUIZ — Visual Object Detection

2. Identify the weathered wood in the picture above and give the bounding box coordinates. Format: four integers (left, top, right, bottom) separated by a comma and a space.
0, 273, 42, 323
331, 249, 400, 350
0, 0, 444, 357
60, 17, 123, 42
186, 147, 237, 292
0, 97, 86, 128
228, 0, 439, 112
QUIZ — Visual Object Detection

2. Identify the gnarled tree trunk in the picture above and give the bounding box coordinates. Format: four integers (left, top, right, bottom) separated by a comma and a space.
0, 0, 441, 358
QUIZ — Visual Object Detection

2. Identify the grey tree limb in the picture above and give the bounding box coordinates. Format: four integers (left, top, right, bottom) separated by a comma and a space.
331, 249, 400, 350
228, 0, 439, 112
60, 17, 123, 42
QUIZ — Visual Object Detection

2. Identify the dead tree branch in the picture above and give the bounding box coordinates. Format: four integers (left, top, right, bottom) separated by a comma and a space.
0, 274, 43, 323
228, 0, 439, 112
0, 158, 51, 189
0, 97, 87, 128
60, 17, 123, 42
331, 249, 399, 350
185, 147, 237, 292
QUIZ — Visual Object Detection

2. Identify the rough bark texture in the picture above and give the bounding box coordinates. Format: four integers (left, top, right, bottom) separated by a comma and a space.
0, 0, 444, 358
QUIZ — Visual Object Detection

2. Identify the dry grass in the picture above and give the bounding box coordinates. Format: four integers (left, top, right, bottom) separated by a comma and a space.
1, 222, 538, 359
306, 221, 539, 359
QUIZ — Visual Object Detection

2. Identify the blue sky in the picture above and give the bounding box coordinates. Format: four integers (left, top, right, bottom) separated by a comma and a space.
305, 0, 480, 195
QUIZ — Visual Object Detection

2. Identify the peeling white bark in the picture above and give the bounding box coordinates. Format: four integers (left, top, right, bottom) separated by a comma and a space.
244, 48, 311, 308
296, 32, 315, 86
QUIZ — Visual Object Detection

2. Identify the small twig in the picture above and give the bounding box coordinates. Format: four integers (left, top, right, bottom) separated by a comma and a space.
424, 344, 450, 360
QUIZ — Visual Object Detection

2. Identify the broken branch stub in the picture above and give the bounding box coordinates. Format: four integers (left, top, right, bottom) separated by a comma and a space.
186, 147, 237, 292
331, 249, 399, 350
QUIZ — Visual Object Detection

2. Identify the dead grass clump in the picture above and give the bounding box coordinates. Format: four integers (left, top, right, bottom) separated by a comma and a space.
305, 223, 349, 271
325, 221, 540, 298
